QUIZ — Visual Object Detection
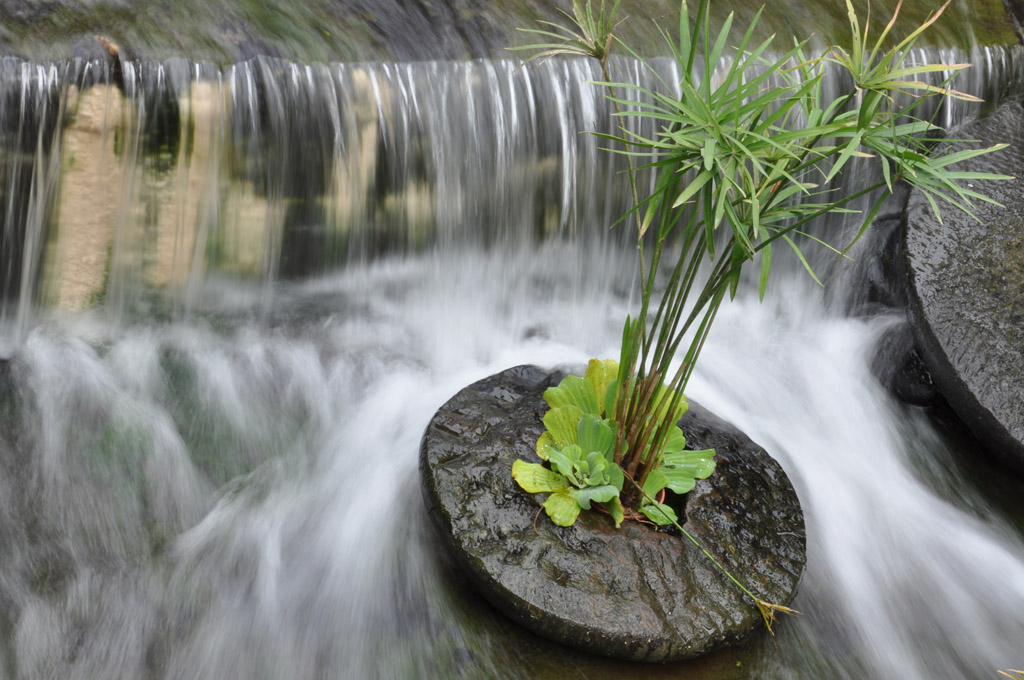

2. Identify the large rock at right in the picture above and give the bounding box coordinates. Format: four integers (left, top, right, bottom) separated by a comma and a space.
903, 100, 1024, 475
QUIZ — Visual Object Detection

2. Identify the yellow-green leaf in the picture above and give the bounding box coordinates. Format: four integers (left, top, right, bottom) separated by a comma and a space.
585, 358, 618, 416
543, 405, 583, 447
543, 488, 582, 526
536, 432, 557, 461
544, 375, 599, 414
643, 469, 669, 497
672, 168, 714, 208
512, 460, 570, 493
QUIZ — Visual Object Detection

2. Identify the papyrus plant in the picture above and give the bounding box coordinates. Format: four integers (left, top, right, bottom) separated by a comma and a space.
511, 0, 1009, 633
515, 0, 1008, 516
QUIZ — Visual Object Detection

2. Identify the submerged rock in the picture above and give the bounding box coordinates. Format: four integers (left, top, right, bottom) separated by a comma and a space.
420, 365, 806, 663
903, 101, 1024, 476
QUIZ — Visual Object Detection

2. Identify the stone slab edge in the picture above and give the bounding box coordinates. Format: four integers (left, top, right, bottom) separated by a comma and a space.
902, 100, 1024, 476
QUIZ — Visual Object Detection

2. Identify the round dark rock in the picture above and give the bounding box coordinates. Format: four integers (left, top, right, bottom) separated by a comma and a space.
903, 100, 1024, 475
419, 365, 806, 663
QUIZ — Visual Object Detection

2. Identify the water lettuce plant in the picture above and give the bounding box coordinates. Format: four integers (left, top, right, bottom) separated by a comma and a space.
513, 359, 714, 527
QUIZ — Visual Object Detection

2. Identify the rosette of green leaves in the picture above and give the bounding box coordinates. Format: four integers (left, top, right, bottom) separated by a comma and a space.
512, 413, 625, 526
514, 358, 716, 527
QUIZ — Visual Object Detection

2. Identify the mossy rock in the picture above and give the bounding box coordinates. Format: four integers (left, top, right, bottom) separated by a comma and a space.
420, 365, 806, 663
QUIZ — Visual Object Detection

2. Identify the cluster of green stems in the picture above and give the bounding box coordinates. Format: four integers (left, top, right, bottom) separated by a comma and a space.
516, 0, 1009, 630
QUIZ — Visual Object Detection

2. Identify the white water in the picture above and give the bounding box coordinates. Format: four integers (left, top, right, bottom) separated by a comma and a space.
0, 47, 1023, 679
695, 281, 1024, 679
1, 244, 1022, 679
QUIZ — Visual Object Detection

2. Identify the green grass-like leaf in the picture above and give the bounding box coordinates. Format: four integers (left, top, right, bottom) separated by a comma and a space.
598, 496, 625, 527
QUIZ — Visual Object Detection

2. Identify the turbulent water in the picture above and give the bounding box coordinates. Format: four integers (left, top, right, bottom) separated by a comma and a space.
0, 45, 1023, 680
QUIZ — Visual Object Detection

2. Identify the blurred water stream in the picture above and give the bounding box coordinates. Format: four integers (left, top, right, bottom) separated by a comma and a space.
0, 43, 1022, 679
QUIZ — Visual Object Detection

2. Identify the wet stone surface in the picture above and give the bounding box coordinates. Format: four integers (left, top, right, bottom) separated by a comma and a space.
419, 365, 806, 663
904, 101, 1024, 475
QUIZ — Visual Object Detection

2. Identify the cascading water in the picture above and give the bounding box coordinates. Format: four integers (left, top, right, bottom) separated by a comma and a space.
0, 43, 1023, 680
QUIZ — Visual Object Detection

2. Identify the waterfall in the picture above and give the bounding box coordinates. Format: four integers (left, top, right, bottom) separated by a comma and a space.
0, 45, 1023, 679
0, 55, 663, 330
1, 46, 1019, 325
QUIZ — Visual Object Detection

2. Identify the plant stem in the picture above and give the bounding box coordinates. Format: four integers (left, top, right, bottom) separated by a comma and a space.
600, 58, 645, 286
626, 476, 797, 634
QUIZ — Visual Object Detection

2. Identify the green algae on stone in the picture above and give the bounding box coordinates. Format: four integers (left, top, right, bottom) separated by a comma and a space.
0, 0, 1017, 65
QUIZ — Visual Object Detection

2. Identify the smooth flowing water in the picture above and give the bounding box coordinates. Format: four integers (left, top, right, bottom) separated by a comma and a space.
0, 46, 1023, 680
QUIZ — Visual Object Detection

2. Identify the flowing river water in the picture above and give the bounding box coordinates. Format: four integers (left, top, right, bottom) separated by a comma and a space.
0, 45, 1023, 680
